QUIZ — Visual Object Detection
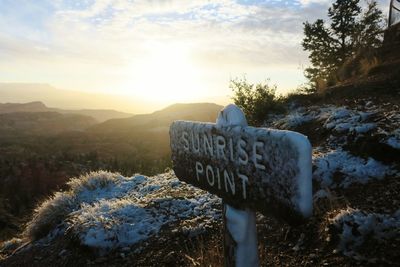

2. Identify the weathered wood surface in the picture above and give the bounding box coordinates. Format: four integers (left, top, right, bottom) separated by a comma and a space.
170, 120, 312, 224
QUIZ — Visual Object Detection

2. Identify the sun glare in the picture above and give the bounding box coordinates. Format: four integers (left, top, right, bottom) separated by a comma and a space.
125, 42, 204, 103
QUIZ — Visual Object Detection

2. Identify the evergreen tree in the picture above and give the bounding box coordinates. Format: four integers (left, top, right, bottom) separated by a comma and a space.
356, 1, 384, 49
329, 0, 361, 64
302, 19, 337, 90
302, 0, 384, 92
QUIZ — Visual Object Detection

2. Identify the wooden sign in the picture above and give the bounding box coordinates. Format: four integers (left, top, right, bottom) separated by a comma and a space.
170, 120, 312, 224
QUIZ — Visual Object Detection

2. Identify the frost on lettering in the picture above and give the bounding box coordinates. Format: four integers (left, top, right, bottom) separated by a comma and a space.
170, 120, 312, 223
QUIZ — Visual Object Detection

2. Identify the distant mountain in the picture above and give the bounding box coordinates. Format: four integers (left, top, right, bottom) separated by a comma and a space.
0, 83, 151, 114
0, 101, 133, 122
0, 101, 48, 113
0, 112, 97, 136
89, 103, 223, 134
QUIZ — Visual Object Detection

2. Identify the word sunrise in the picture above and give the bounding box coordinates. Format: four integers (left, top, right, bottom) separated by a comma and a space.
170, 120, 312, 223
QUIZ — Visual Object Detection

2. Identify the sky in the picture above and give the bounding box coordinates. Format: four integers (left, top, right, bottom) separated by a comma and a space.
0, 0, 390, 108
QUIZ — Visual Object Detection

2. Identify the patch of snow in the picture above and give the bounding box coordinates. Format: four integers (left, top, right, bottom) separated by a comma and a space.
329, 122, 352, 133
273, 112, 315, 129
313, 149, 395, 188
387, 137, 400, 149
270, 105, 377, 137
330, 208, 400, 257
352, 123, 376, 133
313, 189, 331, 201
386, 129, 400, 149
323, 107, 375, 134
330, 107, 351, 120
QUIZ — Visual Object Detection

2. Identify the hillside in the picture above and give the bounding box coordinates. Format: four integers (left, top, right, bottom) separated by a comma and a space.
89, 103, 222, 134
0, 94, 399, 266
0, 101, 133, 123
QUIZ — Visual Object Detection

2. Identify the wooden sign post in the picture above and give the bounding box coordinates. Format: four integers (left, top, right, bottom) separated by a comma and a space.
170, 104, 312, 267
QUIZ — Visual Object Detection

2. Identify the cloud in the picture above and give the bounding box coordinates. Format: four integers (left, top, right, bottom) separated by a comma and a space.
44, 0, 315, 64
298, 0, 330, 6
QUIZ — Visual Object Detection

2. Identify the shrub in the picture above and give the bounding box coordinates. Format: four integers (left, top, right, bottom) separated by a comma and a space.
23, 192, 76, 240
230, 78, 285, 126
23, 171, 120, 241
67, 171, 120, 193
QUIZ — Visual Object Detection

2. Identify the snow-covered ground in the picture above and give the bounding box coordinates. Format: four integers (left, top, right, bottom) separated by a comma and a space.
271, 104, 400, 144
266, 102, 400, 259
267, 103, 400, 191
272, 106, 377, 133
24, 171, 221, 253
313, 149, 396, 188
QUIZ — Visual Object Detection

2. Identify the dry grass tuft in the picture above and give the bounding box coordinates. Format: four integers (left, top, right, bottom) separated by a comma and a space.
359, 56, 380, 76
23, 192, 76, 241
23, 171, 120, 241
67, 171, 120, 193
185, 235, 223, 267
0, 237, 24, 253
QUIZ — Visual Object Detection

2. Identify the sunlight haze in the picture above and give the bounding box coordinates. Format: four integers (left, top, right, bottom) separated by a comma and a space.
0, 0, 389, 112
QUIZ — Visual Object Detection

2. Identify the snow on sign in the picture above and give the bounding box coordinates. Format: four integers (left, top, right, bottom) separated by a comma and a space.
170, 116, 313, 224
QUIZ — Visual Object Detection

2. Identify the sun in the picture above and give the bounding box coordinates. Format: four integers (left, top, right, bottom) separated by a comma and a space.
125, 42, 204, 104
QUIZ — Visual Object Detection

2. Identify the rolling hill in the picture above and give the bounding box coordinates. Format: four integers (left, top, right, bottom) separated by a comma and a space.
89, 103, 223, 134
0, 101, 133, 123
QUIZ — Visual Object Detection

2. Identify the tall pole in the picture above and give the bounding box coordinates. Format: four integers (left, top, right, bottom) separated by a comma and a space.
216, 104, 259, 267
389, 0, 395, 27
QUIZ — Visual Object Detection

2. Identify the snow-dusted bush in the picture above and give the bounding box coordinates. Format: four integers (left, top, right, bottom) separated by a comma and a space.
68, 195, 220, 251
67, 171, 121, 193
22, 170, 221, 253
24, 171, 121, 241
66, 172, 221, 252
24, 192, 76, 240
